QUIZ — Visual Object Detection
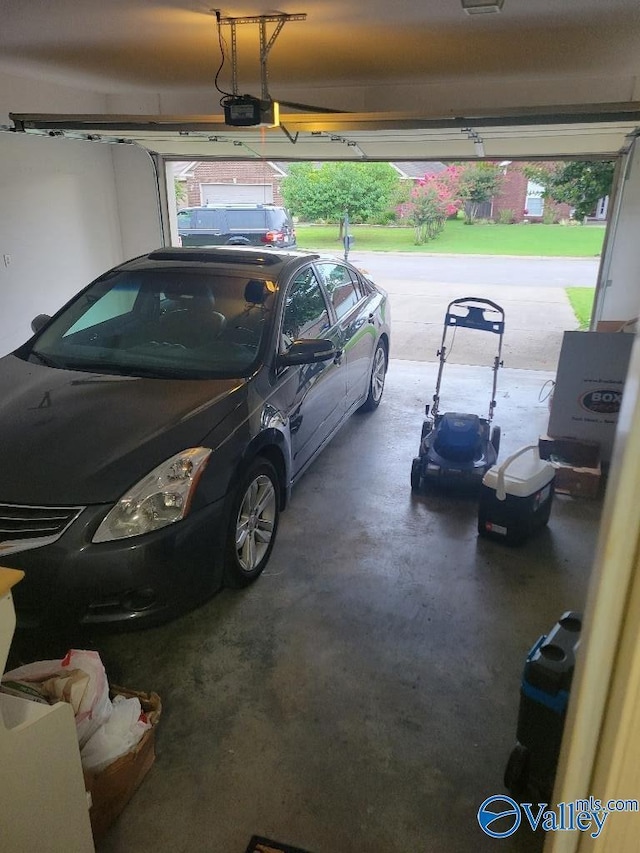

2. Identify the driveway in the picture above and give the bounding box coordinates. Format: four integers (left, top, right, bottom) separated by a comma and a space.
346, 252, 599, 371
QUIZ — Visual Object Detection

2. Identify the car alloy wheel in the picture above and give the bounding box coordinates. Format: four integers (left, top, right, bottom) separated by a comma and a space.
225, 458, 280, 587
360, 341, 387, 411
235, 473, 276, 570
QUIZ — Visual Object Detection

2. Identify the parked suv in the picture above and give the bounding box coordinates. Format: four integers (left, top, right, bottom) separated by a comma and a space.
177, 203, 296, 249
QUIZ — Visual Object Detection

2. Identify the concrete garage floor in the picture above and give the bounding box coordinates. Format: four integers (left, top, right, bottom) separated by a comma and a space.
50, 360, 601, 853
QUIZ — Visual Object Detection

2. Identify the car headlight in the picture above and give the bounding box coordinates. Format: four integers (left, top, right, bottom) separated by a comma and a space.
92, 447, 212, 543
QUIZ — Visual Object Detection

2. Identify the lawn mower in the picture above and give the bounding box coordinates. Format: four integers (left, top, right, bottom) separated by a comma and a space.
411, 297, 505, 491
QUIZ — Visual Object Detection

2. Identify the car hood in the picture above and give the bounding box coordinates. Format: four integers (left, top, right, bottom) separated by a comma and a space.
0, 355, 247, 504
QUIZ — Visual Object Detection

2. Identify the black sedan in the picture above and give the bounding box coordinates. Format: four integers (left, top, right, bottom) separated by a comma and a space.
0, 247, 390, 628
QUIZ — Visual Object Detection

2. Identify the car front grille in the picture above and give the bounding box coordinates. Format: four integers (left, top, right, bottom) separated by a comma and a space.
0, 502, 85, 555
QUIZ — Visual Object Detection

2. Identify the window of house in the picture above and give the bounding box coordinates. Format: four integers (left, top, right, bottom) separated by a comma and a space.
525, 181, 545, 217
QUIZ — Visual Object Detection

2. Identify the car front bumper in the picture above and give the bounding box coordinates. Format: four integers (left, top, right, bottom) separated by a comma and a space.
5, 497, 227, 629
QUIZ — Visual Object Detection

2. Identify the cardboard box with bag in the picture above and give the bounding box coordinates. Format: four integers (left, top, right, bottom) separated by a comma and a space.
2, 650, 162, 844
84, 685, 162, 843
538, 435, 601, 499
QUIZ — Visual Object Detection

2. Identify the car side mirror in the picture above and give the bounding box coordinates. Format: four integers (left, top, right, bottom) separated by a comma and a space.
31, 314, 51, 334
278, 338, 339, 368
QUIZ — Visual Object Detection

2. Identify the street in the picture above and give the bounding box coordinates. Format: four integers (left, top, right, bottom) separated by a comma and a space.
345, 252, 599, 371
345, 251, 600, 288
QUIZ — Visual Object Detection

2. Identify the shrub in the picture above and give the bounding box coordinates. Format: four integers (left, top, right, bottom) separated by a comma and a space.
458, 163, 504, 223
497, 209, 515, 224
368, 209, 397, 226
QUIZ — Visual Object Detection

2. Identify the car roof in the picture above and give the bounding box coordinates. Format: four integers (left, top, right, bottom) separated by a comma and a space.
118, 246, 318, 278
115, 248, 372, 286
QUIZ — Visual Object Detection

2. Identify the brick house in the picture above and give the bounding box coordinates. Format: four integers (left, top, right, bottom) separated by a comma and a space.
490, 162, 573, 223
174, 159, 582, 223
174, 160, 446, 212
394, 161, 574, 223
175, 161, 287, 208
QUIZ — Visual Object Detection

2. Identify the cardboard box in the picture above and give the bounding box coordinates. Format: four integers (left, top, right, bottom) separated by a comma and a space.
538, 436, 601, 499
83, 685, 161, 843
547, 331, 632, 463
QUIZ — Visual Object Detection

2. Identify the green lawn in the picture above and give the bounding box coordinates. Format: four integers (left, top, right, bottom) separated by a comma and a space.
566, 287, 596, 330
295, 220, 605, 257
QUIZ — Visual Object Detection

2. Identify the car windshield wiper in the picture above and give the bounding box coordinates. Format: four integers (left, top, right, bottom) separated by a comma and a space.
30, 351, 66, 369
76, 362, 211, 380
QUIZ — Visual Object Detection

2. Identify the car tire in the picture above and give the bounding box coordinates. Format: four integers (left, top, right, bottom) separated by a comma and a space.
224, 457, 280, 588
491, 425, 501, 456
504, 743, 530, 799
359, 340, 387, 412
411, 458, 423, 492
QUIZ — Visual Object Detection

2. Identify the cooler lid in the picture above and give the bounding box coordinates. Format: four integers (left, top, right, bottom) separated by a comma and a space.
483, 445, 555, 498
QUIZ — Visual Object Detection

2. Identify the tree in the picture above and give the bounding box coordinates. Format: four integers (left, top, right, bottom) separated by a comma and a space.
402, 165, 462, 244
175, 178, 187, 207
280, 162, 400, 224
524, 161, 615, 221
457, 163, 504, 224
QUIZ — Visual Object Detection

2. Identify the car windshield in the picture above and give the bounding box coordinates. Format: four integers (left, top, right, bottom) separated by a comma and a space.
25, 267, 277, 379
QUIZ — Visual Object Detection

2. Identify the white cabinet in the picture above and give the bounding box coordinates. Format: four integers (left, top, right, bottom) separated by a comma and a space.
0, 568, 94, 852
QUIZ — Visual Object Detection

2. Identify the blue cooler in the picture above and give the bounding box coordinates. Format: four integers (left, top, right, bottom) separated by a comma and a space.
478, 444, 555, 545
504, 612, 582, 801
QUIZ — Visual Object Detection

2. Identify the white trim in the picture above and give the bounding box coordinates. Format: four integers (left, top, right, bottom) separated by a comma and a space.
267, 161, 288, 177
173, 160, 197, 178
548, 331, 640, 852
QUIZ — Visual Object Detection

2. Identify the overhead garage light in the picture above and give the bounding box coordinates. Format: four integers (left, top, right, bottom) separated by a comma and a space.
462, 0, 504, 14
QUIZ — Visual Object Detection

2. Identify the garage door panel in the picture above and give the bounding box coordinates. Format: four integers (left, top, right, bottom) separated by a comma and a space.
8, 106, 640, 160
201, 183, 273, 204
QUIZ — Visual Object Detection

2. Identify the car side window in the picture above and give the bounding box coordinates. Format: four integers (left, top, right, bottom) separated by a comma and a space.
350, 268, 371, 299
177, 209, 193, 229
194, 209, 223, 230
281, 268, 331, 351
316, 262, 361, 321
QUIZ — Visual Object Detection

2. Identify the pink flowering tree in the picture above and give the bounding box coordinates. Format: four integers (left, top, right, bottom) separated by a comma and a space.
401, 165, 463, 244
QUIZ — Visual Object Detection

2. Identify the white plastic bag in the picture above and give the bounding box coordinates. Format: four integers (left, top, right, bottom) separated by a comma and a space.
81, 694, 151, 773
3, 649, 112, 747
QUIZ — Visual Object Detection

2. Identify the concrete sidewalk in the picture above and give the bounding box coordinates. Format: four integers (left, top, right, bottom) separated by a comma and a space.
339, 251, 590, 371
385, 280, 578, 370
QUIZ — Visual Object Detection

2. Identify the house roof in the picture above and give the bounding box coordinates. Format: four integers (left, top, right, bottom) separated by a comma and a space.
391, 162, 447, 179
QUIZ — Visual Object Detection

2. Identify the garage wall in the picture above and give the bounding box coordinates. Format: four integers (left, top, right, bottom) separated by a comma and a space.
0, 72, 163, 356
0, 70, 106, 126
112, 144, 164, 260
0, 132, 123, 355
595, 137, 640, 330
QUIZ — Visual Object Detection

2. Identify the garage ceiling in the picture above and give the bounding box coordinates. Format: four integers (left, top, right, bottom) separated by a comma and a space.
3, 0, 640, 159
